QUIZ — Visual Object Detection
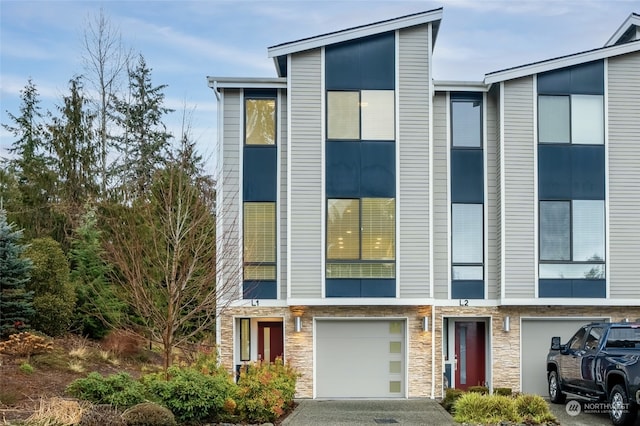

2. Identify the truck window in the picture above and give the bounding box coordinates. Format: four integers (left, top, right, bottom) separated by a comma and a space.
606, 326, 640, 348
584, 327, 603, 350
568, 327, 588, 350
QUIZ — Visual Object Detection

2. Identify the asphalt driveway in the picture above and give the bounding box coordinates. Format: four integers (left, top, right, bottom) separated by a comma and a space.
280, 399, 457, 426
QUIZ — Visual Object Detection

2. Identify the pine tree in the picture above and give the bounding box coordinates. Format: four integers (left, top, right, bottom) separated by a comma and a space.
0, 208, 34, 337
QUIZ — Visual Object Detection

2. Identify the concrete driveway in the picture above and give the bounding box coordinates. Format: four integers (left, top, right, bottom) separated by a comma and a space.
547, 398, 640, 426
280, 399, 457, 426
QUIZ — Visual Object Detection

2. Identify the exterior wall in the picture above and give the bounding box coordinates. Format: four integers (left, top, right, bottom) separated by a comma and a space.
397, 25, 431, 298
432, 92, 449, 299
502, 77, 536, 299
607, 52, 640, 298
279, 89, 289, 299
486, 90, 499, 300
491, 86, 503, 299
288, 49, 323, 298
219, 89, 242, 301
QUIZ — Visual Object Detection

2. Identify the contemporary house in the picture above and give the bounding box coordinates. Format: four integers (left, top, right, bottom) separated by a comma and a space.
208, 9, 640, 399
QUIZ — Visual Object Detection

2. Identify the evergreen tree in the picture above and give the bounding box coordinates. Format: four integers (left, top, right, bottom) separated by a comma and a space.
0, 208, 34, 337
112, 54, 173, 200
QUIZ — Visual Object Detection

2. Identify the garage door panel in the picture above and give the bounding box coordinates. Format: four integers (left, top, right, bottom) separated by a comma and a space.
521, 318, 606, 395
316, 320, 405, 398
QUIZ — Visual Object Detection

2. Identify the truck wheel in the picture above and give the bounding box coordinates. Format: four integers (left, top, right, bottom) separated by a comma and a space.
548, 371, 565, 404
609, 384, 638, 426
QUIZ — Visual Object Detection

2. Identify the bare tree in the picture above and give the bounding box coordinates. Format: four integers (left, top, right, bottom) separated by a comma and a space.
82, 8, 131, 194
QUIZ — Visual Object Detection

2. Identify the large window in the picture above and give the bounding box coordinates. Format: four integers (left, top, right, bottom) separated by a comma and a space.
245, 97, 276, 145
539, 94, 603, 144
243, 202, 276, 280
327, 90, 395, 141
452, 203, 484, 280
326, 198, 395, 278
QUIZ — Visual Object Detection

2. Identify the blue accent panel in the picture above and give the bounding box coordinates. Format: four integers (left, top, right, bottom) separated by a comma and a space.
538, 60, 604, 95
539, 145, 571, 199
244, 89, 277, 98
326, 279, 361, 297
326, 279, 395, 297
539, 145, 604, 200
451, 149, 484, 203
243, 281, 277, 299
326, 32, 395, 90
539, 279, 605, 298
361, 279, 396, 297
572, 145, 605, 200
361, 141, 395, 197
451, 280, 484, 299
243, 146, 277, 201
326, 142, 360, 197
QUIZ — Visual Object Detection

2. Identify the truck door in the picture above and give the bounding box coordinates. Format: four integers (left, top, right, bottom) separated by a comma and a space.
560, 326, 588, 389
578, 326, 604, 391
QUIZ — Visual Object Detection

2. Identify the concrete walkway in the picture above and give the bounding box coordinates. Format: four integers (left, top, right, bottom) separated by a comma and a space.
280, 399, 457, 426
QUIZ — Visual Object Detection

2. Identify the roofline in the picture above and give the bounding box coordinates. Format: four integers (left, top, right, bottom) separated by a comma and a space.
207, 77, 287, 90
605, 12, 640, 47
267, 8, 442, 58
485, 40, 640, 85
433, 80, 488, 92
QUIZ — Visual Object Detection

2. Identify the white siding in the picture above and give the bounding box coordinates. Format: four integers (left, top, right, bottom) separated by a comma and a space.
398, 25, 431, 298
503, 77, 536, 299
492, 86, 503, 298
486, 90, 499, 300
220, 90, 242, 300
608, 52, 640, 298
432, 93, 448, 299
289, 50, 323, 298
279, 90, 288, 299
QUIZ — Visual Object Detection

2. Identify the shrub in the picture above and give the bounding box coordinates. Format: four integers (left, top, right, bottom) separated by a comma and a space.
494, 387, 513, 396
236, 358, 299, 423
514, 393, 557, 424
467, 385, 489, 394
453, 392, 519, 425
0, 332, 53, 361
122, 402, 176, 426
20, 362, 34, 374
143, 366, 236, 424
440, 388, 464, 413
66, 372, 145, 408
79, 404, 126, 426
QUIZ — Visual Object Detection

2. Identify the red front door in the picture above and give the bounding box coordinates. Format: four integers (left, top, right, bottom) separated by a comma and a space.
258, 322, 284, 363
455, 321, 486, 390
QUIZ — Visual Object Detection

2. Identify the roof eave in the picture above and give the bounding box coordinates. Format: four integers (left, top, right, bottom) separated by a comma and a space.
267, 8, 442, 58
484, 40, 640, 85
207, 77, 288, 90
434, 80, 488, 92
605, 13, 640, 47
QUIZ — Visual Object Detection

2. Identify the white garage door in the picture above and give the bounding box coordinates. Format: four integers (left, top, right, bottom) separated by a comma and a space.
316, 320, 405, 398
521, 317, 607, 395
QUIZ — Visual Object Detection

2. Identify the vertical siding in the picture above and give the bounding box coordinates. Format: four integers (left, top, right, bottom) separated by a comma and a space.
220, 90, 242, 300
279, 90, 288, 299
608, 52, 640, 298
503, 77, 536, 299
432, 93, 449, 299
398, 25, 431, 298
289, 50, 323, 298
486, 89, 499, 299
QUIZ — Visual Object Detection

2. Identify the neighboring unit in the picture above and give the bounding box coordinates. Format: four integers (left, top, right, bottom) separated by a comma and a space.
208, 9, 640, 399
547, 322, 640, 425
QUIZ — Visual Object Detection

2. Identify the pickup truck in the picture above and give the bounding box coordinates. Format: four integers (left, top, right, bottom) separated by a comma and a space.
547, 322, 640, 425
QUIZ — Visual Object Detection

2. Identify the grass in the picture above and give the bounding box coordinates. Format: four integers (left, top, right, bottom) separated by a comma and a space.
25, 397, 84, 426
67, 360, 86, 373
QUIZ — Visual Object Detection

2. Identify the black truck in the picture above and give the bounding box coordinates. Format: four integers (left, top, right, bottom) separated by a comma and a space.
547, 322, 640, 425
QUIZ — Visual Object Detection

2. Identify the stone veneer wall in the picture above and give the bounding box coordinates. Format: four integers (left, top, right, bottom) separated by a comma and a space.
219, 305, 640, 400
432, 306, 640, 399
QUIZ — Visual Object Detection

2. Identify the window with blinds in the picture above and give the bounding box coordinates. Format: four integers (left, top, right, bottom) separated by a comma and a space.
243, 202, 276, 280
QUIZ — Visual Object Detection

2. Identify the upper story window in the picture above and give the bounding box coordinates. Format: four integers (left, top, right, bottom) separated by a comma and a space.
327, 90, 395, 140
539, 94, 604, 144
451, 98, 482, 148
243, 202, 276, 281
245, 96, 276, 145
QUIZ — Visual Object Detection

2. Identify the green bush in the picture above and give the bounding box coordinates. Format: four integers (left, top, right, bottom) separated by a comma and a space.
19, 362, 34, 374
494, 387, 513, 396
236, 359, 299, 423
514, 393, 557, 424
440, 388, 464, 413
143, 366, 236, 424
122, 402, 176, 426
453, 392, 519, 424
66, 372, 145, 408
467, 385, 489, 394
79, 404, 126, 426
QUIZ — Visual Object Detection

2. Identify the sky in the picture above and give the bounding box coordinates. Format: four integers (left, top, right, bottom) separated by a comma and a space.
1, 0, 637, 174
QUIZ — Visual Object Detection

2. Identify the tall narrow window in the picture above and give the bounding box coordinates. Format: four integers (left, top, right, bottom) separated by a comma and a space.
245, 98, 276, 145
244, 202, 276, 280
240, 318, 250, 361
